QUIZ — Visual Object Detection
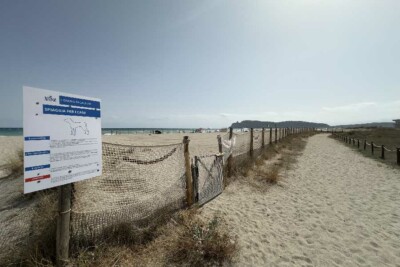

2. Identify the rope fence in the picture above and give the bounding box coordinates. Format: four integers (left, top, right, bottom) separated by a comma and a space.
331, 132, 400, 165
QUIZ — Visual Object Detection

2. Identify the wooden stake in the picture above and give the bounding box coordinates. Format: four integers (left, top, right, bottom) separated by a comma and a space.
397, 148, 400, 166
56, 183, 72, 267
261, 128, 265, 148
227, 128, 233, 178
371, 141, 374, 155
269, 127, 272, 144
193, 157, 199, 202
183, 136, 193, 206
217, 135, 222, 153
364, 140, 366, 150
250, 128, 254, 157
381, 145, 385, 159
275, 127, 277, 144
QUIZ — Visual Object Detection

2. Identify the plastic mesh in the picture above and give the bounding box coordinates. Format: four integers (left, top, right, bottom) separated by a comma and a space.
196, 155, 223, 206
232, 132, 251, 157
253, 130, 263, 151
71, 142, 186, 241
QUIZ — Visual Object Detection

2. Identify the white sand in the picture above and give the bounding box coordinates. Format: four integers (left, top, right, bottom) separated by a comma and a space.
201, 134, 400, 266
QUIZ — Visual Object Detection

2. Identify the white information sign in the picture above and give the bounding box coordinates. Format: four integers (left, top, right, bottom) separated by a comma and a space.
23, 86, 102, 193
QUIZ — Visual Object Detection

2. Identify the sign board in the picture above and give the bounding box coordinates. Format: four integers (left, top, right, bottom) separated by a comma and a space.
23, 86, 102, 193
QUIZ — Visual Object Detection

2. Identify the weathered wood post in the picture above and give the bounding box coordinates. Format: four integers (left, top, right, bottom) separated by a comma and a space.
357, 139, 360, 148
269, 127, 272, 144
381, 145, 385, 159
261, 128, 265, 148
371, 141, 374, 155
397, 148, 400, 165
227, 128, 234, 178
183, 136, 193, 206
364, 140, 366, 150
275, 127, 278, 143
250, 128, 254, 157
217, 135, 222, 154
192, 157, 199, 202
56, 184, 72, 267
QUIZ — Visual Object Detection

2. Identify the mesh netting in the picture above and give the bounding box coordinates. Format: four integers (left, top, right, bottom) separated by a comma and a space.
232, 132, 251, 157
253, 130, 263, 151
221, 133, 234, 162
71, 142, 186, 242
196, 155, 223, 206
271, 129, 276, 143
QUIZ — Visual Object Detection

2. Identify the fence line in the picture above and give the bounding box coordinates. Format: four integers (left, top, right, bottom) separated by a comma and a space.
0, 127, 315, 264
331, 132, 400, 165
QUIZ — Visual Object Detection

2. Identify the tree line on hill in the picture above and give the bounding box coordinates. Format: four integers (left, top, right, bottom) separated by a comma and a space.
230, 120, 396, 129
230, 120, 329, 129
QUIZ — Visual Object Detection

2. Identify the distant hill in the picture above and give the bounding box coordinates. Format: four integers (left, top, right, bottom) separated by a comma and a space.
334, 122, 394, 128
231, 120, 330, 129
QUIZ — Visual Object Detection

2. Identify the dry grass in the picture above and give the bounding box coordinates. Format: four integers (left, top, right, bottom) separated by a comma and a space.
229, 132, 313, 190
5, 148, 24, 177
254, 166, 280, 184
3, 190, 58, 267
164, 209, 238, 266
69, 209, 238, 267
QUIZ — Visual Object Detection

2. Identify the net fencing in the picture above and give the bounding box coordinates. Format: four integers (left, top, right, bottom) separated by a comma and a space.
221, 133, 234, 163
195, 155, 224, 206
232, 132, 251, 157
253, 130, 263, 149
71, 142, 187, 244
0, 128, 312, 263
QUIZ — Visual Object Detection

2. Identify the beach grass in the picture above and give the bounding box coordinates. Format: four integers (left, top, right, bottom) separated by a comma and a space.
69, 209, 238, 266
5, 148, 23, 177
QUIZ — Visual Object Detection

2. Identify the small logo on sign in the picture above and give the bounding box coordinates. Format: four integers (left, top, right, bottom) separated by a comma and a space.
44, 96, 57, 102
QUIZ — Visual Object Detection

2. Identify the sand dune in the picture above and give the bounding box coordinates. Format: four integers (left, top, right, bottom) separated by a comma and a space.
201, 134, 400, 266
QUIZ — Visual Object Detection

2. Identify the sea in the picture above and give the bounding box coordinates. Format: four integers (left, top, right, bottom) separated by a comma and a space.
0, 128, 206, 136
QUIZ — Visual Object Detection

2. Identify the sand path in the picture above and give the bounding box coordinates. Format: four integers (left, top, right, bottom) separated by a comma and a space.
201, 134, 400, 266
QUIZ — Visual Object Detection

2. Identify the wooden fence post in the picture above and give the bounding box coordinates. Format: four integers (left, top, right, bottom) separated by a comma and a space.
397, 148, 400, 166
275, 127, 277, 143
371, 141, 374, 155
261, 128, 265, 148
183, 136, 193, 206
357, 139, 360, 148
227, 128, 234, 178
364, 140, 366, 150
381, 145, 385, 159
56, 184, 72, 267
269, 127, 272, 144
192, 157, 199, 202
250, 128, 254, 157
217, 135, 222, 153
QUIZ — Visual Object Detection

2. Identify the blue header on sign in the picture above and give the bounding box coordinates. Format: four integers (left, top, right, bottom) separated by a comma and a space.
25, 164, 50, 171
25, 136, 50, 141
43, 104, 101, 118
25, 150, 50, 156
59, 95, 100, 109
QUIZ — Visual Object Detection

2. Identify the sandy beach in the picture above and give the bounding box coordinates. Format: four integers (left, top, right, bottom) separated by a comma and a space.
201, 134, 400, 266
1, 133, 400, 266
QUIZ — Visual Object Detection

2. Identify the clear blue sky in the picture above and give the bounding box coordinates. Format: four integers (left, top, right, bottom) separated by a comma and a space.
1, 0, 399, 128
